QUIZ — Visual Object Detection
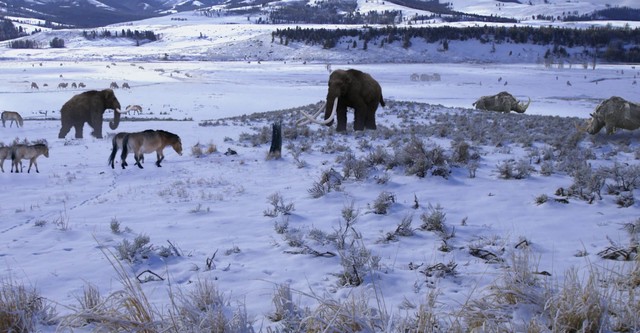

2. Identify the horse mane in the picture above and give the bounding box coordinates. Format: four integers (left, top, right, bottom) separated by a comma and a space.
156, 129, 180, 141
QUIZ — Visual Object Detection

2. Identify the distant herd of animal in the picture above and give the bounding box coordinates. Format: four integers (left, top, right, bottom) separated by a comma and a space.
2, 68, 639, 173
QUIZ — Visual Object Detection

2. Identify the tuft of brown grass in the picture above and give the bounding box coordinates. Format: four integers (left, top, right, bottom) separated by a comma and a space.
0, 276, 55, 332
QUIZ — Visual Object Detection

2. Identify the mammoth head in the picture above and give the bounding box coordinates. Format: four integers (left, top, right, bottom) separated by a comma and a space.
103, 89, 123, 130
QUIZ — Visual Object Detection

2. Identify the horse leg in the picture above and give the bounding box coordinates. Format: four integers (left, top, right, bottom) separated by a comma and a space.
156, 152, 164, 167
135, 154, 144, 169
121, 153, 127, 169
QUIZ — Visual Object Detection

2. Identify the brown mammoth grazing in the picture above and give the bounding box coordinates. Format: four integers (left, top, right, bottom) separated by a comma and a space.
582, 96, 640, 135
58, 89, 123, 139
300, 69, 385, 132
473, 91, 530, 113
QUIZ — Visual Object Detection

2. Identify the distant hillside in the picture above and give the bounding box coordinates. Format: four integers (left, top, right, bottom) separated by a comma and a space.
1, 0, 639, 29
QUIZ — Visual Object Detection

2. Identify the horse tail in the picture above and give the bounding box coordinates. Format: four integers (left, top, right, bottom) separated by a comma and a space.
17, 113, 23, 127
121, 134, 130, 162
108, 136, 119, 168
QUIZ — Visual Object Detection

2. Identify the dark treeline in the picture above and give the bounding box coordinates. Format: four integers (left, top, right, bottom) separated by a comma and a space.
9, 39, 40, 49
272, 25, 640, 62
82, 29, 159, 42
0, 18, 27, 41
565, 7, 640, 22
266, 0, 517, 25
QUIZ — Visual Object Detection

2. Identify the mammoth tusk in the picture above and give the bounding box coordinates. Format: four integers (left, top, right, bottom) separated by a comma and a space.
297, 97, 338, 126
296, 102, 326, 126
114, 108, 124, 113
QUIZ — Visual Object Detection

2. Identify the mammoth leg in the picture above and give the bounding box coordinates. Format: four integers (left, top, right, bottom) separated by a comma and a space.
74, 123, 84, 139
58, 122, 72, 139
336, 105, 348, 132
90, 123, 103, 139
364, 102, 378, 130
353, 107, 366, 131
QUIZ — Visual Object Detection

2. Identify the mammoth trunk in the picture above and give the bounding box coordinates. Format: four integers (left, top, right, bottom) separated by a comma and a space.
109, 108, 122, 130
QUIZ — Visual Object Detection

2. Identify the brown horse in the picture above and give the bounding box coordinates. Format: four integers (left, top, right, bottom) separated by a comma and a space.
120, 130, 182, 169
108, 132, 144, 169
11, 143, 49, 173
1, 111, 24, 128
0, 146, 12, 172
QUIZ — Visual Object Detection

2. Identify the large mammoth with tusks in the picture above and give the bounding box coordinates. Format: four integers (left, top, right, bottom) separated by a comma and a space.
300, 69, 385, 132
58, 89, 123, 139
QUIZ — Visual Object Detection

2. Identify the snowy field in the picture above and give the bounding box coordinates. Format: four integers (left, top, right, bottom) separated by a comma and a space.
1, 59, 640, 331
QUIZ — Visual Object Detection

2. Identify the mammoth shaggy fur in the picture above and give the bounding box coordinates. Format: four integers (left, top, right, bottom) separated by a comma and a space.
473, 91, 530, 113
585, 96, 640, 135
58, 89, 123, 139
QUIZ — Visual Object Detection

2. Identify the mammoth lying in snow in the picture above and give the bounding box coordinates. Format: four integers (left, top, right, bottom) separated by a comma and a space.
583, 96, 640, 135
473, 91, 530, 113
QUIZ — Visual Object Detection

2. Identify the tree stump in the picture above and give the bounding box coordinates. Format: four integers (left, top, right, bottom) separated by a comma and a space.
267, 122, 282, 160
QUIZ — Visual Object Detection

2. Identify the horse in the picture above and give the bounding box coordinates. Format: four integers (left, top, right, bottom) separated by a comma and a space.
0, 146, 12, 172
108, 132, 144, 169
120, 130, 182, 169
1, 111, 24, 128
11, 143, 49, 173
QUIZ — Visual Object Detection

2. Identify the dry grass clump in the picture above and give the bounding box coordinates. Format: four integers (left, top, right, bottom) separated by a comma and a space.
545, 267, 606, 333
191, 141, 218, 157
0, 277, 56, 332
302, 290, 388, 333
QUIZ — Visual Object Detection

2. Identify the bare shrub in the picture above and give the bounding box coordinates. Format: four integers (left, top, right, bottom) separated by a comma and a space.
535, 194, 548, 205
371, 191, 395, 214
420, 203, 447, 235
378, 215, 414, 243
341, 152, 369, 180
450, 139, 470, 164
607, 162, 640, 192
264, 192, 295, 217
116, 234, 152, 262
308, 169, 342, 198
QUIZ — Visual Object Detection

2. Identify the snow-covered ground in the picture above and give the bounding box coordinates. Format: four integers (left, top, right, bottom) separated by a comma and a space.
1, 58, 639, 331
1, 7, 640, 331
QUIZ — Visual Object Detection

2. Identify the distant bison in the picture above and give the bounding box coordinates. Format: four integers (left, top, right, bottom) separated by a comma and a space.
584, 96, 640, 135
473, 91, 530, 113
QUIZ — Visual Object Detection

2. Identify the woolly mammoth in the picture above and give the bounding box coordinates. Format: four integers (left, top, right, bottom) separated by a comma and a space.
473, 91, 530, 113
300, 69, 385, 132
583, 96, 640, 135
58, 89, 123, 139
